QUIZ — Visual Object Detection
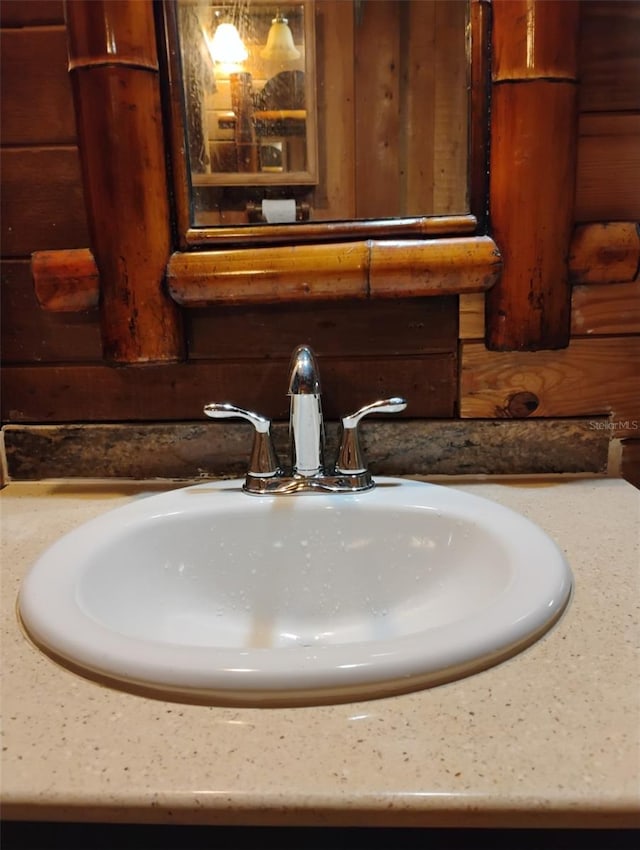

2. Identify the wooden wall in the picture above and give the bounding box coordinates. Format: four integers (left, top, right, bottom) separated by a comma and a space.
0, 0, 459, 423
458, 0, 640, 484
1, 0, 638, 483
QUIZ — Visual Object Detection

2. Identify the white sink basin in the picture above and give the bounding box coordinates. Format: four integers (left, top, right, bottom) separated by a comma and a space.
18, 478, 572, 705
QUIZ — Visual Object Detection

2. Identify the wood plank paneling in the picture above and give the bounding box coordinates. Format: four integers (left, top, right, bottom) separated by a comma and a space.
1, 260, 101, 363
579, 1, 640, 113
187, 298, 458, 360
353, 0, 467, 218
0, 28, 76, 145
0, 148, 89, 257
461, 282, 640, 340
460, 337, 640, 437
459, 292, 485, 339
0, 1, 64, 26
404, 0, 436, 215
313, 0, 355, 220
432, 0, 468, 214
1, 356, 457, 423
355, 1, 401, 218
572, 281, 640, 336
576, 114, 640, 222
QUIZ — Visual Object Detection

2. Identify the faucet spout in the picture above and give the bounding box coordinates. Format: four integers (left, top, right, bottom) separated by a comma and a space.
203, 342, 407, 494
288, 345, 324, 477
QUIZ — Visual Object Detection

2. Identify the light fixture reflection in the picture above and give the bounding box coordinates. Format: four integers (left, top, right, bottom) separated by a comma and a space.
208, 21, 248, 65
260, 11, 300, 62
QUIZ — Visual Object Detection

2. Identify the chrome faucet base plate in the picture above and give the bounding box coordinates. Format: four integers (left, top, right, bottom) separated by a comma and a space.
243, 471, 374, 495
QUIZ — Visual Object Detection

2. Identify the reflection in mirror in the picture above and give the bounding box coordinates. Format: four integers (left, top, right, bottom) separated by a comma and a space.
174, 0, 469, 228
178, 0, 317, 188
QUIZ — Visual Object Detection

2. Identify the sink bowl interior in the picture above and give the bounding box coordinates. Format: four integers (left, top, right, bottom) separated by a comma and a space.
19, 479, 572, 705
77, 505, 511, 649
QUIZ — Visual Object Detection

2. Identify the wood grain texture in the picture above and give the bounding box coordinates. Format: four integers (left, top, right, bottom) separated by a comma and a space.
1, 260, 101, 364
486, 0, 580, 351
461, 282, 640, 340
459, 293, 485, 340
487, 81, 577, 350
571, 281, 640, 336
314, 0, 356, 221
569, 222, 640, 285
65, 0, 158, 70
355, 0, 401, 218
3, 419, 609, 480
431, 0, 469, 214
579, 0, 640, 113
182, 214, 478, 249
0, 28, 76, 146
0, 1, 63, 26
460, 337, 640, 437
67, 0, 182, 363
353, 0, 468, 218
369, 237, 501, 297
187, 298, 458, 360
576, 114, 640, 222
168, 236, 501, 306
0, 148, 89, 257
492, 0, 580, 81
32, 249, 99, 312
403, 0, 436, 216
168, 243, 369, 306
1, 356, 457, 423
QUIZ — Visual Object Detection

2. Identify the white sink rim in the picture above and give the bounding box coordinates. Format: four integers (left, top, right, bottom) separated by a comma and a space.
18, 478, 573, 705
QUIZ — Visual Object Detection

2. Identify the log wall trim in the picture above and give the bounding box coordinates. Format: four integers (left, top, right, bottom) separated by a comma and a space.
486, 0, 580, 351
35, 218, 640, 313
167, 237, 501, 307
32, 248, 99, 312
569, 222, 640, 285
65, 0, 182, 364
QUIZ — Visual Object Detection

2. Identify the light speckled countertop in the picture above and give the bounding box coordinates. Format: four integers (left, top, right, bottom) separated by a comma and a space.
1, 477, 639, 828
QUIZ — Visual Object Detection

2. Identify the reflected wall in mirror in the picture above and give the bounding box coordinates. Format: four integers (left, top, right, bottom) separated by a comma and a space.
173, 0, 469, 228
177, 0, 317, 188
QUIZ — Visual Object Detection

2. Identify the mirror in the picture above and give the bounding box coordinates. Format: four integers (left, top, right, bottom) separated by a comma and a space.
177, 0, 318, 188
172, 0, 470, 229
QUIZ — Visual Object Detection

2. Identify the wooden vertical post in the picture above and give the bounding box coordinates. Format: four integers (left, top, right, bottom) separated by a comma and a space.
65, 0, 182, 363
486, 0, 580, 350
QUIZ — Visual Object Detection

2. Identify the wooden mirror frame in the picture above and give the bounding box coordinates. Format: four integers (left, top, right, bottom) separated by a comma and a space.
40, 0, 581, 364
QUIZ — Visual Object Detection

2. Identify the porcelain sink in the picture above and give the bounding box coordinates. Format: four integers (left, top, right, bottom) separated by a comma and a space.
18, 478, 572, 705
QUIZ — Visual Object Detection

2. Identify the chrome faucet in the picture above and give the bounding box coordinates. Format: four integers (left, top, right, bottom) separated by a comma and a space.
204, 344, 406, 494
288, 345, 324, 477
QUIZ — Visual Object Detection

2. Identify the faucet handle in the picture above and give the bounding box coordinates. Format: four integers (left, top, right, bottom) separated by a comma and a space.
336, 397, 407, 474
203, 402, 279, 477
